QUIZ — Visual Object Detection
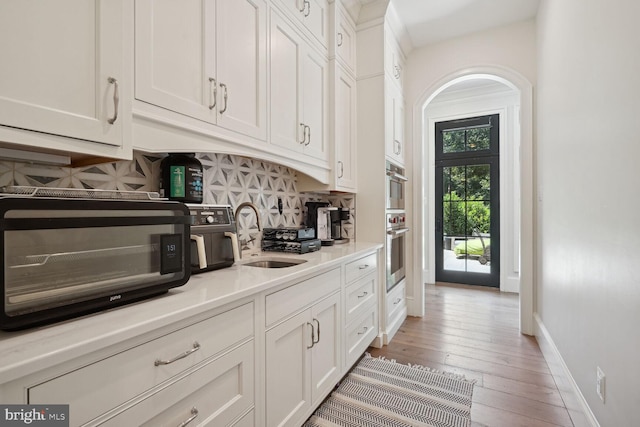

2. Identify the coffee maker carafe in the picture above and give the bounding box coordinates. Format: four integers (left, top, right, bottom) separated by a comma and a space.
330, 207, 350, 244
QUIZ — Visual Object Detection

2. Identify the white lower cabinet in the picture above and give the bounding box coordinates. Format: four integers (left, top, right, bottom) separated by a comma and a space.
265, 269, 341, 427
384, 280, 407, 345
28, 302, 254, 427
102, 341, 254, 427
343, 252, 379, 369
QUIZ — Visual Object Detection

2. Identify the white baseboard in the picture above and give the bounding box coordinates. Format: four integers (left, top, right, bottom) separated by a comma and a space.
534, 313, 600, 427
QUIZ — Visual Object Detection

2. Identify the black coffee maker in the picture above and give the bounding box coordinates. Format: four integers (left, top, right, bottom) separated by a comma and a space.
304, 201, 329, 238
330, 207, 350, 244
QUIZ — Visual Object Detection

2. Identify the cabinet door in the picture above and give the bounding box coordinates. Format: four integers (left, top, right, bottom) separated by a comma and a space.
216, 0, 267, 140
310, 293, 340, 403
385, 82, 404, 165
393, 89, 405, 164
301, 48, 327, 160
270, 11, 304, 153
135, 0, 215, 123
334, 67, 356, 190
305, 0, 329, 48
265, 310, 311, 427
335, 6, 356, 74
0, 0, 124, 146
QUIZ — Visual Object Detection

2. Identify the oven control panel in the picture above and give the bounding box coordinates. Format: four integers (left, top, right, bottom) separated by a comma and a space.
386, 213, 406, 229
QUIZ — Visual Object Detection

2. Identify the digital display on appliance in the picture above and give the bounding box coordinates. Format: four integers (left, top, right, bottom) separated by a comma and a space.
160, 233, 183, 274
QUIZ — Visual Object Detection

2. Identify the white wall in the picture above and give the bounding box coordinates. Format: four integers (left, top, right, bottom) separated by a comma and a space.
404, 20, 536, 315
536, 0, 640, 425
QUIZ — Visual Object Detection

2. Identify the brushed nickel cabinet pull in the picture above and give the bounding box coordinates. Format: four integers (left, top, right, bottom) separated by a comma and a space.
307, 321, 315, 348
359, 264, 369, 270
357, 291, 368, 298
338, 160, 344, 178
177, 407, 198, 427
337, 32, 343, 47
357, 326, 369, 335
209, 77, 217, 110
305, 125, 311, 146
313, 318, 320, 344
299, 123, 306, 144
154, 342, 200, 366
107, 77, 119, 124
219, 83, 228, 114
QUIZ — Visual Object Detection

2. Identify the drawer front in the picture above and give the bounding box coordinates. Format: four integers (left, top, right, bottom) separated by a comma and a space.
266, 268, 340, 326
29, 302, 254, 426
345, 252, 377, 284
103, 341, 254, 427
386, 281, 406, 324
344, 272, 376, 325
231, 409, 254, 427
345, 308, 377, 368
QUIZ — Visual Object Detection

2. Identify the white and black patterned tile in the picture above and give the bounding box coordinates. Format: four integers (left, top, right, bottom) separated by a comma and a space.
0, 150, 355, 239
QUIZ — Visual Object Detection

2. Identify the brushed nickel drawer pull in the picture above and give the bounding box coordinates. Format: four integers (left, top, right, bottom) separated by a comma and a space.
177, 407, 198, 427
154, 342, 200, 366
394, 298, 402, 305
359, 264, 369, 270
357, 291, 368, 298
357, 326, 368, 335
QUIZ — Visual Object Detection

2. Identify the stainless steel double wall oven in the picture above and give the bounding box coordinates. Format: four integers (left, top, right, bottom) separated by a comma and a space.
385, 161, 408, 292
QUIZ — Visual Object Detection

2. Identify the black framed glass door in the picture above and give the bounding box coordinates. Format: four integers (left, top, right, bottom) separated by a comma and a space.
435, 115, 500, 287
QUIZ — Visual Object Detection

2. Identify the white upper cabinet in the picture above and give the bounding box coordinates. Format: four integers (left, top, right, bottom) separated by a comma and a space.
386, 81, 405, 165
334, 66, 357, 191
385, 29, 405, 90
0, 0, 129, 155
333, 3, 356, 75
270, 10, 327, 161
135, 0, 267, 141
273, 0, 329, 48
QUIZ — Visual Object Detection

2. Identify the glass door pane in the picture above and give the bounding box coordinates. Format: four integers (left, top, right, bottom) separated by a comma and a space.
442, 164, 491, 275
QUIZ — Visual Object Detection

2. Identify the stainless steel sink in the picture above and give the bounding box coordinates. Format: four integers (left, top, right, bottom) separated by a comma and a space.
242, 258, 307, 268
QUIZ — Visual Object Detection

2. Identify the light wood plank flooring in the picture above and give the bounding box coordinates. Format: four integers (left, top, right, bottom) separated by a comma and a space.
368, 283, 575, 427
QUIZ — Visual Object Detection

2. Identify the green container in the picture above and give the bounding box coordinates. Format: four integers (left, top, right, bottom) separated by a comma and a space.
160, 153, 203, 203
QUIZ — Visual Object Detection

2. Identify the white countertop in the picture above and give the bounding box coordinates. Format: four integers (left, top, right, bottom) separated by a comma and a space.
0, 241, 382, 385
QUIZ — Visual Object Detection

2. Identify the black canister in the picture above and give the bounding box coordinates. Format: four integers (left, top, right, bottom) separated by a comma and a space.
160, 153, 203, 203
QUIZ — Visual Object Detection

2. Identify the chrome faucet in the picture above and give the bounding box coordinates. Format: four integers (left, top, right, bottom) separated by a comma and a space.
234, 202, 263, 259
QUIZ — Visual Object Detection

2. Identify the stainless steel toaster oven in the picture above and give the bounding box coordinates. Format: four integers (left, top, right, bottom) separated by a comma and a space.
0, 187, 191, 330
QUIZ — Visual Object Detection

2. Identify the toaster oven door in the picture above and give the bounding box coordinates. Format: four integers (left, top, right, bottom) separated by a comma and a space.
1, 198, 190, 329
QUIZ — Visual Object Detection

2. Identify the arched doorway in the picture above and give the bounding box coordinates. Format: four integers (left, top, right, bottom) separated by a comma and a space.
411, 67, 534, 334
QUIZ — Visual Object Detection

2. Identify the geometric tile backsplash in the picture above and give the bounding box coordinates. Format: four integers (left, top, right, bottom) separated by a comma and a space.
0, 151, 356, 246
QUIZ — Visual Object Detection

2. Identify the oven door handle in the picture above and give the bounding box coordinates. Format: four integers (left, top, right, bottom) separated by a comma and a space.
387, 227, 409, 237
386, 170, 408, 181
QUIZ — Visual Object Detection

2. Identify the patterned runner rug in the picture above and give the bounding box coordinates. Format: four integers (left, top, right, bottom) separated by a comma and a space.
304, 354, 475, 427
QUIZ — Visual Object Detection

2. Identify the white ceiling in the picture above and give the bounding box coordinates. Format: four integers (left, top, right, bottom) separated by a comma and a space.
389, 0, 540, 47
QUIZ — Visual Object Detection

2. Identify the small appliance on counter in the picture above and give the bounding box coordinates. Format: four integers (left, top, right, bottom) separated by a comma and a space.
0, 186, 192, 330
187, 204, 239, 274
330, 207, 351, 245
304, 201, 338, 246
261, 227, 321, 254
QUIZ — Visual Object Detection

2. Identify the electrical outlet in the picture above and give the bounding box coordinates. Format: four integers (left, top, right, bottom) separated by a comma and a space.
596, 366, 605, 403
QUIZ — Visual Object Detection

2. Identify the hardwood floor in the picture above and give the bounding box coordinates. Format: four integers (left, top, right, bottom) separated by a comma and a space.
368, 283, 575, 427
